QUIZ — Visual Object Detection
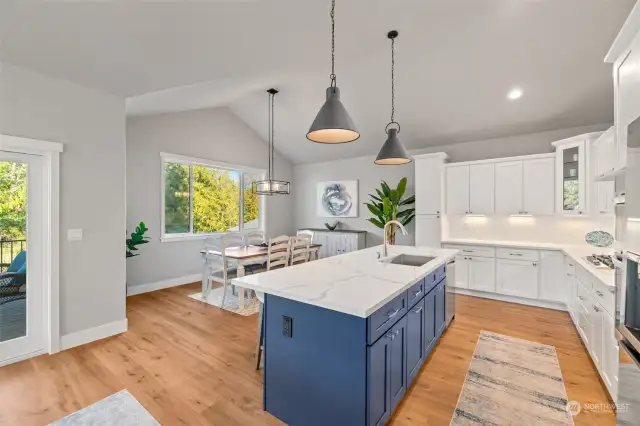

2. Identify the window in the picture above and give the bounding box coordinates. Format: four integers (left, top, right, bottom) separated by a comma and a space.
161, 153, 264, 240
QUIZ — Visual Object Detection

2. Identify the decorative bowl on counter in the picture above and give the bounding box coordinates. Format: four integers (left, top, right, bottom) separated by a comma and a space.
325, 221, 339, 231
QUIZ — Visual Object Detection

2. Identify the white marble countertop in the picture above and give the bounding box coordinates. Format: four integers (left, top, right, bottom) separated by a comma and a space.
442, 238, 615, 288
231, 245, 458, 318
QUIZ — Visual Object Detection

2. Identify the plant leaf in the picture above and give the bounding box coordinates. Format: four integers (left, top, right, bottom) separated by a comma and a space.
368, 194, 382, 202
367, 217, 385, 228
399, 195, 415, 206
366, 203, 383, 217
381, 181, 391, 197
375, 188, 385, 200
401, 214, 415, 226
397, 177, 407, 199
382, 197, 391, 216
389, 189, 399, 204
396, 209, 413, 218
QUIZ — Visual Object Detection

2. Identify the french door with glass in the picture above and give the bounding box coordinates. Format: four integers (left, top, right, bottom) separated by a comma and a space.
0, 150, 44, 365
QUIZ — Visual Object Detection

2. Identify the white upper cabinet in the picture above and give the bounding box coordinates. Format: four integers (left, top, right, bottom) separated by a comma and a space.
596, 181, 615, 215
469, 164, 495, 215
594, 127, 616, 178
415, 216, 442, 247
552, 138, 587, 215
415, 155, 446, 215
445, 165, 470, 215
495, 161, 524, 214
523, 158, 555, 215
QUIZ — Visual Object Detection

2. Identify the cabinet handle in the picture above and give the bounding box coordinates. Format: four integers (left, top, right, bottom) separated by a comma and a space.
610, 288, 615, 294
412, 290, 423, 298
578, 295, 584, 300
414, 306, 423, 314
437, 211, 440, 214
596, 291, 604, 297
509, 253, 523, 257
386, 308, 400, 320
386, 329, 400, 340
462, 250, 473, 253
593, 305, 601, 312
532, 263, 537, 267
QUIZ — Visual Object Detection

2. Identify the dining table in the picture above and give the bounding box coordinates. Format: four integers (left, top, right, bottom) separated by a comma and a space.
200, 243, 322, 309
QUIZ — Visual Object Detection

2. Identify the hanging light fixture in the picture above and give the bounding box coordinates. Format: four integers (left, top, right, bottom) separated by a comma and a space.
254, 89, 290, 195
375, 31, 411, 165
306, 0, 359, 144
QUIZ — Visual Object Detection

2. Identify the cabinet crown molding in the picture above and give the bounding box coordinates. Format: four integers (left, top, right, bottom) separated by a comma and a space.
551, 132, 603, 148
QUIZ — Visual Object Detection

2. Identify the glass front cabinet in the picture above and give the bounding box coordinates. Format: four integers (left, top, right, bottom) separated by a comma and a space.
552, 136, 589, 215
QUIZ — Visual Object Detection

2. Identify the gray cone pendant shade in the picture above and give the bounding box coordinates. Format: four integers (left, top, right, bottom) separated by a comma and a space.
307, 0, 359, 144
375, 30, 411, 165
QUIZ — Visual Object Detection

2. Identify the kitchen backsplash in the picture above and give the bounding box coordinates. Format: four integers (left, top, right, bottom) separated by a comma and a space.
443, 215, 615, 247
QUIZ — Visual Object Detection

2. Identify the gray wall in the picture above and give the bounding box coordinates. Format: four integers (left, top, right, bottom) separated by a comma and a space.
0, 62, 126, 336
126, 107, 294, 288
293, 123, 611, 247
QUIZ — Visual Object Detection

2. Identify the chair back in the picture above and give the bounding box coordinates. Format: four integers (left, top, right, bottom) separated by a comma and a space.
297, 230, 315, 242
7, 251, 26, 273
204, 232, 244, 271
290, 236, 311, 266
244, 230, 266, 246
266, 236, 291, 271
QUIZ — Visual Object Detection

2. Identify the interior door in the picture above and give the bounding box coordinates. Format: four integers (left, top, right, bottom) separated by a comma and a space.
495, 161, 523, 214
0, 151, 44, 365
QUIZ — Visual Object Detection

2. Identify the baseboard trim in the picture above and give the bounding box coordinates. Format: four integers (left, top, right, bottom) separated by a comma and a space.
127, 273, 201, 296
60, 318, 128, 351
452, 287, 567, 311
0, 349, 47, 367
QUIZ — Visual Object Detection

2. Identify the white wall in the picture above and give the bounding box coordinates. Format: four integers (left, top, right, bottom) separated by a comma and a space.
293, 124, 611, 246
0, 62, 126, 336
126, 107, 294, 288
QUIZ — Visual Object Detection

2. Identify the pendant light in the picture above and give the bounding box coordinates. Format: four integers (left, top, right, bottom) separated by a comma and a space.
254, 89, 290, 195
375, 31, 411, 165
306, 0, 359, 144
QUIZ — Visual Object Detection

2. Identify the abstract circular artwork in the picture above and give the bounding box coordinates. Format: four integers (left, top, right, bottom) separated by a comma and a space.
317, 181, 358, 218
585, 230, 614, 248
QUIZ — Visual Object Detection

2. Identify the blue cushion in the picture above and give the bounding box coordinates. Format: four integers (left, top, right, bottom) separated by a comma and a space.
7, 251, 26, 273
15, 262, 26, 274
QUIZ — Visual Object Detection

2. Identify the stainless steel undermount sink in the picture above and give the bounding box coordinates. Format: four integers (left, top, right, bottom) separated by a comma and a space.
384, 254, 435, 267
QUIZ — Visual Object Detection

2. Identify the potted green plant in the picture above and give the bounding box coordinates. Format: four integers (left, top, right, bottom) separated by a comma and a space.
364, 178, 415, 244
126, 221, 149, 258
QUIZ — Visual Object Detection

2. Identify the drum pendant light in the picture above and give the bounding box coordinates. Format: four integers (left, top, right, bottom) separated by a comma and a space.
254, 89, 290, 195
375, 31, 411, 165
307, 0, 359, 144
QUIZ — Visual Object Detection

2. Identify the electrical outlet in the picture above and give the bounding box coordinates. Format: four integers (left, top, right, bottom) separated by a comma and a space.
283, 316, 293, 338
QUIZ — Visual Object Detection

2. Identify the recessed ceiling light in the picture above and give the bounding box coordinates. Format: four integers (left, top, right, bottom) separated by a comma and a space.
507, 88, 523, 100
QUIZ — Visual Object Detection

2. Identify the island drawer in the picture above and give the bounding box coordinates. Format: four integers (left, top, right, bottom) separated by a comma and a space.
407, 279, 425, 309
368, 292, 407, 345
424, 265, 446, 294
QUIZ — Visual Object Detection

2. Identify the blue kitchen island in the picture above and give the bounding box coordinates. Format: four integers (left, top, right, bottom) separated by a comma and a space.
233, 246, 457, 426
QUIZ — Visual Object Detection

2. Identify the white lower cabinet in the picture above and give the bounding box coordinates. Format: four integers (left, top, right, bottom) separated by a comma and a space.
454, 255, 469, 289
496, 259, 539, 299
539, 251, 566, 303
467, 256, 496, 293
601, 312, 619, 401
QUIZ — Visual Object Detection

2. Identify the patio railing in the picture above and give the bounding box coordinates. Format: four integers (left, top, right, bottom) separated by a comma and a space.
0, 240, 26, 272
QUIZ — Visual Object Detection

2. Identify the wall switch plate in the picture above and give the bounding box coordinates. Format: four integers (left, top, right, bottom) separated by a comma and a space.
283, 316, 293, 338
67, 229, 83, 241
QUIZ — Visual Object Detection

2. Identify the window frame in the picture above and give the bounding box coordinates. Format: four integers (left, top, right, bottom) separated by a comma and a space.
160, 152, 266, 242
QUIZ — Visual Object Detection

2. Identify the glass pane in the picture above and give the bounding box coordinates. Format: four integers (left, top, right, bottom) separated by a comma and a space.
562, 147, 580, 211
243, 174, 261, 230
0, 160, 27, 343
193, 166, 240, 233
164, 162, 191, 234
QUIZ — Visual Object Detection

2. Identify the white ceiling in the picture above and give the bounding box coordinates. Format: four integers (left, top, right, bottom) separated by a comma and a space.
0, 0, 634, 164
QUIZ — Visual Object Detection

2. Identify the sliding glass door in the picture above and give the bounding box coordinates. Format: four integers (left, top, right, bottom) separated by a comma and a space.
0, 150, 44, 364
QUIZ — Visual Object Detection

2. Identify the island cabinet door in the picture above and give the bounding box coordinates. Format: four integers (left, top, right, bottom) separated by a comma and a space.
424, 288, 437, 355
435, 280, 447, 337
367, 334, 392, 426
389, 316, 408, 413
406, 298, 426, 385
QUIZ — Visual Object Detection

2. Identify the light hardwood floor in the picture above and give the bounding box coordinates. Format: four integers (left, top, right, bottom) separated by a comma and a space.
0, 283, 614, 426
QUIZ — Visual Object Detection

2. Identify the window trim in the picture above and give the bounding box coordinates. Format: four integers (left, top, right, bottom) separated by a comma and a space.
160, 152, 266, 242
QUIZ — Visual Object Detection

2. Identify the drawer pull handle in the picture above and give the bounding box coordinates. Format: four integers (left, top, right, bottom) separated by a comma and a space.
386, 308, 400, 320
414, 306, 423, 314
510, 253, 523, 256
596, 291, 604, 297
593, 305, 601, 312
610, 288, 615, 294
578, 295, 584, 300
462, 250, 473, 253
412, 290, 423, 298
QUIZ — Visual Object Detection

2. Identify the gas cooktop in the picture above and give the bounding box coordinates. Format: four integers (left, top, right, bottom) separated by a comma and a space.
584, 254, 615, 270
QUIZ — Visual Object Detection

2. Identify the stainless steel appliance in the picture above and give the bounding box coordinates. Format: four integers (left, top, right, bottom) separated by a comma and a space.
445, 259, 455, 325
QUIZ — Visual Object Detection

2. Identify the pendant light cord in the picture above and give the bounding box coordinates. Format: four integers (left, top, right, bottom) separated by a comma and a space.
271, 91, 275, 181
390, 35, 395, 123
267, 91, 273, 181
330, 0, 336, 87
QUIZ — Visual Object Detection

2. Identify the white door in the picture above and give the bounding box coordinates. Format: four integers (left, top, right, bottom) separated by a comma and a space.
0, 151, 44, 364
469, 164, 494, 215
415, 216, 441, 247
468, 256, 496, 293
495, 161, 523, 214
523, 158, 555, 215
445, 165, 469, 215
539, 251, 565, 302
454, 255, 469, 289
496, 259, 539, 299
415, 158, 442, 215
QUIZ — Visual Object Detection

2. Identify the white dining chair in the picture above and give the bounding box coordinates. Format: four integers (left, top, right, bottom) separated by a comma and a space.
256, 235, 292, 370
297, 230, 315, 241
289, 236, 311, 266
203, 232, 245, 308
244, 230, 266, 247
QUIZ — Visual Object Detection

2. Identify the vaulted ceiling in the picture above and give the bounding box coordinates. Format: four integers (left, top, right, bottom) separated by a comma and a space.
0, 0, 634, 164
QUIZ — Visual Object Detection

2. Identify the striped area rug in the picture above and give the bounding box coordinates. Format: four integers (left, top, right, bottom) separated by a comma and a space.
451, 331, 574, 426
